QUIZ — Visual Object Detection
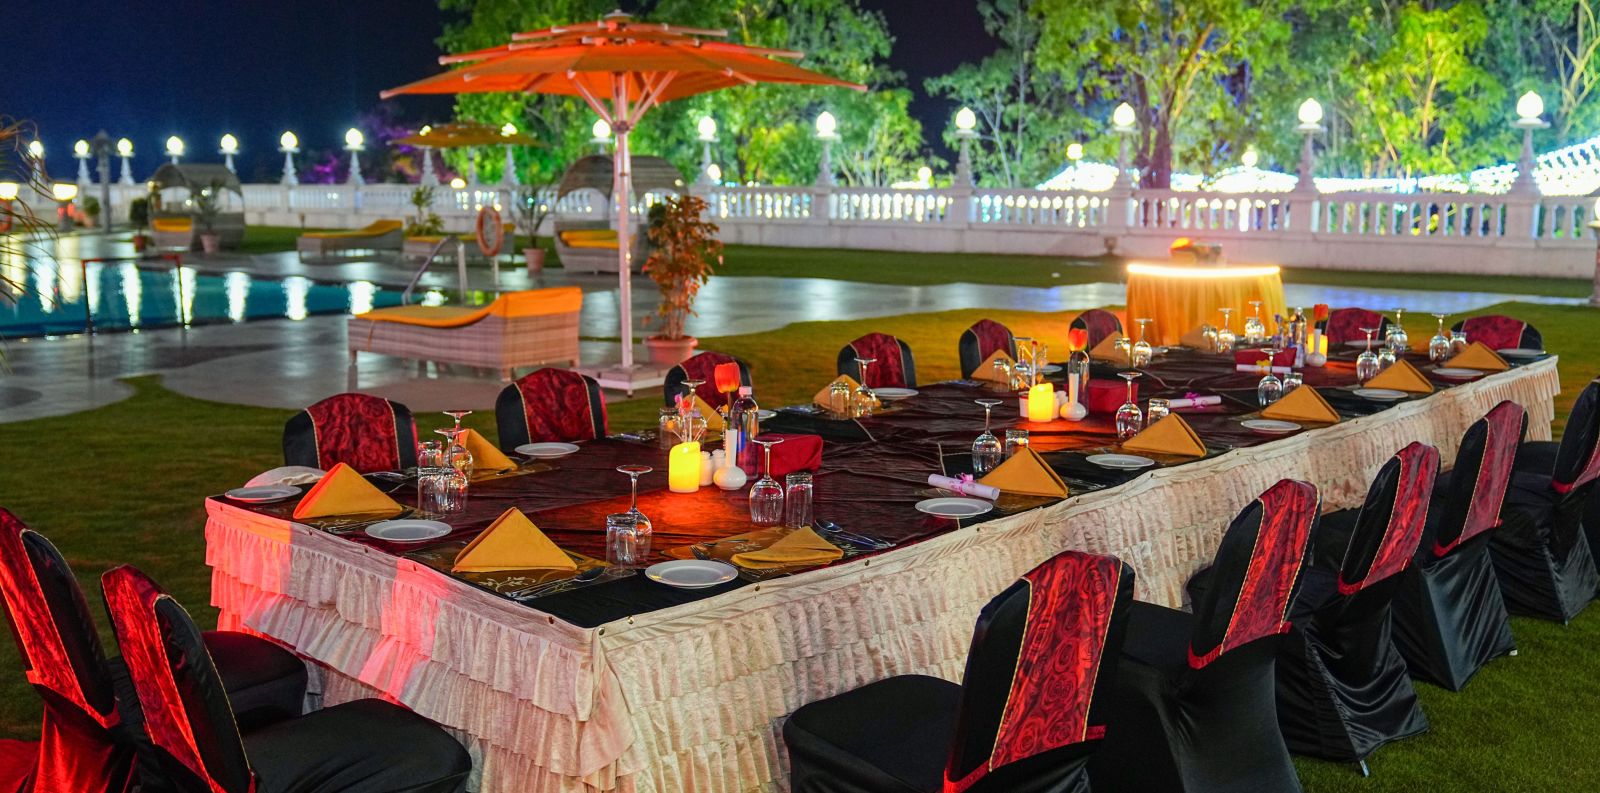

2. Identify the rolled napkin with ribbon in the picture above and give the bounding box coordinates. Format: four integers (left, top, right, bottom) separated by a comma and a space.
1167, 394, 1222, 409
813, 375, 861, 409
1261, 386, 1341, 424
453, 507, 576, 573
740, 434, 823, 477
1121, 414, 1208, 458
1364, 359, 1434, 394
1086, 379, 1133, 414
291, 463, 405, 520
1234, 364, 1294, 375
973, 350, 1015, 383
458, 428, 518, 473
978, 447, 1068, 498
731, 526, 844, 569
1443, 341, 1509, 373
1232, 348, 1296, 368
928, 473, 1000, 500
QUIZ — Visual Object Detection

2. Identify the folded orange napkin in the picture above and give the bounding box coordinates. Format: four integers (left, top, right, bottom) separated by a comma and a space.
979, 447, 1069, 498
1122, 414, 1207, 457
1444, 342, 1509, 373
813, 375, 862, 409
1089, 333, 1128, 365
693, 396, 726, 431
452, 508, 576, 573
459, 429, 518, 473
731, 526, 844, 569
1364, 359, 1434, 394
1179, 326, 1212, 349
292, 463, 404, 520
973, 350, 1016, 383
1261, 386, 1341, 424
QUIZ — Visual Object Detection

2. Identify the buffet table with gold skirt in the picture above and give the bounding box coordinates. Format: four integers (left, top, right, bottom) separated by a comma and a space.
1124, 262, 1288, 346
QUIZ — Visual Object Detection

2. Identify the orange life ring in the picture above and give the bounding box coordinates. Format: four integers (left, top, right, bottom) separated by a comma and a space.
476, 206, 505, 258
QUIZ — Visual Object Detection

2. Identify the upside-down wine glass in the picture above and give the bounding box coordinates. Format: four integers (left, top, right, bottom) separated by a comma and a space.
1450, 330, 1469, 357
1256, 346, 1283, 406
1132, 318, 1154, 367
749, 437, 786, 525
1244, 300, 1266, 344
1387, 307, 1409, 353
1356, 327, 1381, 383
972, 399, 1004, 475
1115, 371, 1144, 441
680, 377, 705, 407
1377, 333, 1398, 371
1429, 314, 1452, 363
853, 357, 878, 416
1215, 308, 1236, 353
1200, 323, 1218, 353
445, 409, 472, 436
607, 464, 654, 565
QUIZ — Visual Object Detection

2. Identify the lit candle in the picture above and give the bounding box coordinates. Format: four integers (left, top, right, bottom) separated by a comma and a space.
669, 441, 701, 493
1027, 382, 1056, 423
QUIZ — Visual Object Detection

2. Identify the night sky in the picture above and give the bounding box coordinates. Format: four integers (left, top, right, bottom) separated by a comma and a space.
11, 0, 994, 179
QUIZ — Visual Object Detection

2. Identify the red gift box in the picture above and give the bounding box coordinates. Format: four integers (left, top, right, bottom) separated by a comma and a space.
1233, 348, 1296, 368
1086, 379, 1135, 414
739, 433, 823, 477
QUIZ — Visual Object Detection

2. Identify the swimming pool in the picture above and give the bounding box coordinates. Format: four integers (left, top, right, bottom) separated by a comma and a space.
0, 261, 411, 337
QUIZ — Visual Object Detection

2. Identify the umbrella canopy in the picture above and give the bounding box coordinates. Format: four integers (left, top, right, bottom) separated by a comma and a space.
383, 11, 862, 373
394, 122, 541, 149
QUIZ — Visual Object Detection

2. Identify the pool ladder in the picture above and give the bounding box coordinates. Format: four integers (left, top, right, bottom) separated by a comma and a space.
401, 237, 479, 305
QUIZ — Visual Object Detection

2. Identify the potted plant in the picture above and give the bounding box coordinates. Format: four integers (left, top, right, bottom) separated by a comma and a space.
405, 186, 445, 237
513, 184, 554, 274
194, 178, 227, 254
129, 197, 151, 252
81, 196, 100, 229
642, 195, 722, 366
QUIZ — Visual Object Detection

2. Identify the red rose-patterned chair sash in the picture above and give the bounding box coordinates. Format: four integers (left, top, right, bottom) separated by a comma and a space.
1069, 309, 1123, 350
1335, 443, 1440, 595
1188, 480, 1320, 669
283, 393, 418, 474
958, 320, 1018, 379
1552, 378, 1600, 496
662, 351, 753, 407
495, 368, 608, 450
1433, 402, 1526, 556
1453, 315, 1539, 352
837, 332, 917, 388
1319, 308, 1390, 346
102, 566, 256, 793
942, 551, 1132, 793
0, 510, 132, 793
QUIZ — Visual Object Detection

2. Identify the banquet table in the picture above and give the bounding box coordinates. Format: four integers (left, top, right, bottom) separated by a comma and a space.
205, 350, 1560, 792
1124, 261, 1288, 346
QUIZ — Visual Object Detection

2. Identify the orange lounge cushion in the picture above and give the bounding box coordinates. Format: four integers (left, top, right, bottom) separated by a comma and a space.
303, 219, 404, 239
151, 218, 193, 232
355, 287, 583, 328
560, 229, 621, 249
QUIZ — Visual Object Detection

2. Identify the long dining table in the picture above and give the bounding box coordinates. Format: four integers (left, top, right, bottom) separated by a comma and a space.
204, 348, 1560, 792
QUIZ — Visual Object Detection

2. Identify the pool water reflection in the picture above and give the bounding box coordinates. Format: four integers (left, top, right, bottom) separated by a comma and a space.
0, 261, 411, 337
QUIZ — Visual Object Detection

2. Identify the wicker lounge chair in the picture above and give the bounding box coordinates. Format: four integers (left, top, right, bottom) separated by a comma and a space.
402, 224, 517, 261
347, 286, 583, 381
150, 217, 195, 249
297, 219, 405, 260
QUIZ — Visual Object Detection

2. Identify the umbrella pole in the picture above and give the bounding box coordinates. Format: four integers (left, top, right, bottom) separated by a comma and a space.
616, 127, 635, 370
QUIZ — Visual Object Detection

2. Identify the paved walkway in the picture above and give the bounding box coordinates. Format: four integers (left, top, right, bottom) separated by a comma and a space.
0, 235, 1583, 423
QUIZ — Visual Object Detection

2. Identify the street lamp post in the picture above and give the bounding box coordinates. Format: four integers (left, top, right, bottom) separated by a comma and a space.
165, 136, 185, 165
220, 134, 239, 173
1295, 98, 1325, 193
1510, 91, 1549, 196
1111, 102, 1137, 191
279, 131, 300, 186
591, 119, 612, 155
74, 140, 93, 193
90, 131, 114, 232
344, 128, 365, 186
953, 106, 977, 188
696, 116, 719, 186
27, 141, 45, 186
814, 111, 839, 187
116, 138, 135, 185
52, 183, 78, 232
500, 123, 520, 187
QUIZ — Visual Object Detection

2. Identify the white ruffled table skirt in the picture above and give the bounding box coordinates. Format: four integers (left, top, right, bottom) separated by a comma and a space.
207, 358, 1559, 792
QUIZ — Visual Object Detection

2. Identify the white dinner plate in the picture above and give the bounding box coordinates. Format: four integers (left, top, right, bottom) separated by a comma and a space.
1353, 388, 1408, 401
365, 519, 452, 543
1498, 348, 1546, 359
915, 497, 994, 518
224, 485, 301, 504
1344, 340, 1372, 349
515, 442, 580, 459
1037, 364, 1062, 375
1241, 419, 1302, 435
646, 559, 738, 589
1432, 367, 1483, 379
756, 409, 777, 420
1086, 453, 1157, 470
873, 387, 919, 401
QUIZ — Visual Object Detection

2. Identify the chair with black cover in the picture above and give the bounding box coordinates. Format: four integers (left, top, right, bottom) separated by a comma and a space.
662, 350, 753, 406
957, 319, 1017, 379
1069, 308, 1122, 350
1391, 402, 1525, 691
1451, 314, 1543, 352
837, 332, 917, 388
1091, 479, 1320, 793
1490, 376, 1600, 622
496, 368, 608, 452
1274, 442, 1439, 770
1318, 307, 1392, 347
784, 550, 1133, 793
282, 393, 419, 474
101, 565, 471, 793
0, 510, 307, 793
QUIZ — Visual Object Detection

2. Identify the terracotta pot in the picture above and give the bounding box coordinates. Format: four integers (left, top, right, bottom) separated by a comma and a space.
131, 234, 150, 252
645, 335, 698, 367
200, 233, 221, 255
524, 247, 545, 275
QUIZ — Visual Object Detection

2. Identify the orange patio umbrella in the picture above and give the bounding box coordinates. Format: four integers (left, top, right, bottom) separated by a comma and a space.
383, 11, 863, 376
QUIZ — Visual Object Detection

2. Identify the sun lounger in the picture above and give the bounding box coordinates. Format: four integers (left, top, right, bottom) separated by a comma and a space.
347, 287, 583, 381
150, 217, 195, 250
297, 219, 404, 260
